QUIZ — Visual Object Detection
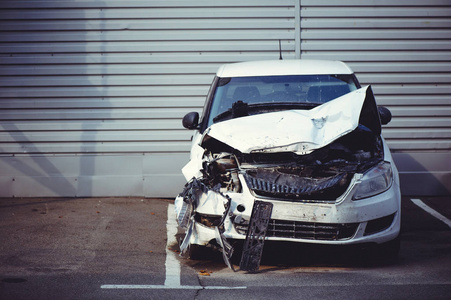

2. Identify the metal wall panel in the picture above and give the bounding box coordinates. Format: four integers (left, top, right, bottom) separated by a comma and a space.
1, 0, 449, 197
0, 0, 297, 197
300, 0, 451, 195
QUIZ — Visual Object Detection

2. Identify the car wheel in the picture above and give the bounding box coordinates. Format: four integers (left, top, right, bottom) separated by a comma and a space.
358, 235, 400, 265
187, 243, 210, 260
378, 235, 401, 262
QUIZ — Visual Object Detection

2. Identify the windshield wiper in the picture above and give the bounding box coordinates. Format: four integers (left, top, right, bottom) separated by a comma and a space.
213, 101, 249, 123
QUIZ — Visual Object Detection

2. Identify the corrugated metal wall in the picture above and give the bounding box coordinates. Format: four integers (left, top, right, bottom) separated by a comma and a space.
0, 0, 297, 197
299, 0, 451, 195
0, 0, 449, 197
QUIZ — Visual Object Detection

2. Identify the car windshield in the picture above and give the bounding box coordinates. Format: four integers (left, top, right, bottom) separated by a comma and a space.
207, 74, 358, 126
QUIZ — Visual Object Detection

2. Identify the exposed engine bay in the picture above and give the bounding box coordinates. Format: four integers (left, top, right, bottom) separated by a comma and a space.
201, 126, 383, 202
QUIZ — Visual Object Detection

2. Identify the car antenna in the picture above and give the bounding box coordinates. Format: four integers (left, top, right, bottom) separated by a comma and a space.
279, 40, 283, 60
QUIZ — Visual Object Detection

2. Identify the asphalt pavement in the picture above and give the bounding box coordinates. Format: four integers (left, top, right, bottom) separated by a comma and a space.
0, 196, 450, 299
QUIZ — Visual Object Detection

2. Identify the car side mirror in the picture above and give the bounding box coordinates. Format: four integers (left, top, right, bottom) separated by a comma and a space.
182, 112, 200, 129
378, 106, 392, 125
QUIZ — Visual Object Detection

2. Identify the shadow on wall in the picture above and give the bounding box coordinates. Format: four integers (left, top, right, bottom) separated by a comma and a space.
0, 2, 109, 197
0, 124, 77, 196
393, 152, 451, 196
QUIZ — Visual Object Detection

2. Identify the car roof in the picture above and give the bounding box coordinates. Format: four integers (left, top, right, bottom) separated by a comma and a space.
216, 59, 354, 77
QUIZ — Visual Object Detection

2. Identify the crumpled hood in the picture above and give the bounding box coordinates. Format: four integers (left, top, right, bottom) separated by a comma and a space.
204, 85, 380, 155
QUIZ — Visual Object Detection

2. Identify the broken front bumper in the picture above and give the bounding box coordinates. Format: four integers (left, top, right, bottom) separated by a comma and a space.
176, 171, 401, 248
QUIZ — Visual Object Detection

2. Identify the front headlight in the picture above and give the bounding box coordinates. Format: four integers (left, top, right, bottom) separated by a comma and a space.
353, 161, 393, 200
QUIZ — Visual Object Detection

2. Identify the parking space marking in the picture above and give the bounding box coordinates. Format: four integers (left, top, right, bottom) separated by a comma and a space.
165, 203, 181, 287
101, 284, 247, 290
411, 198, 451, 229
101, 204, 247, 290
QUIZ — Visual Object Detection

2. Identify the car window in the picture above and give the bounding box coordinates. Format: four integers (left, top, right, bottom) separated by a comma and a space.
207, 75, 358, 126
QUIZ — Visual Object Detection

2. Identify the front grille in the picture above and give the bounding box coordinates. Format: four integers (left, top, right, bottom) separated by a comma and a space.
243, 171, 350, 202
235, 219, 359, 241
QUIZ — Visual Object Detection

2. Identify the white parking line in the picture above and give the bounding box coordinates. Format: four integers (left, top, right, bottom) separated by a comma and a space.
411, 198, 451, 229
101, 204, 247, 290
101, 284, 247, 290
165, 203, 182, 287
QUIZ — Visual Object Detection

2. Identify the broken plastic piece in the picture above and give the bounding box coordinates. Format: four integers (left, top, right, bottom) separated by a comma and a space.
179, 217, 195, 256
239, 201, 273, 272
215, 226, 235, 271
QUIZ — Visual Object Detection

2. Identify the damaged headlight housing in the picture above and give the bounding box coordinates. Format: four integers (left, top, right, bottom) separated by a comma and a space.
353, 161, 393, 200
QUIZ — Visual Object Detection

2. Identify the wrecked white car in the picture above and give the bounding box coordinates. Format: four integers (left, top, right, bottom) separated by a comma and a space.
175, 60, 401, 271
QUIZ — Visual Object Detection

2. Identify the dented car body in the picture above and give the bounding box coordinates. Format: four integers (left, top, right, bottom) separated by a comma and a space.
175, 60, 401, 271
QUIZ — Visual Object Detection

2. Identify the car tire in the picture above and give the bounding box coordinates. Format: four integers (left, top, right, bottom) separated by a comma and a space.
378, 235, 401, 262
358, 235, 400, 265
187, 243, 210, 260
